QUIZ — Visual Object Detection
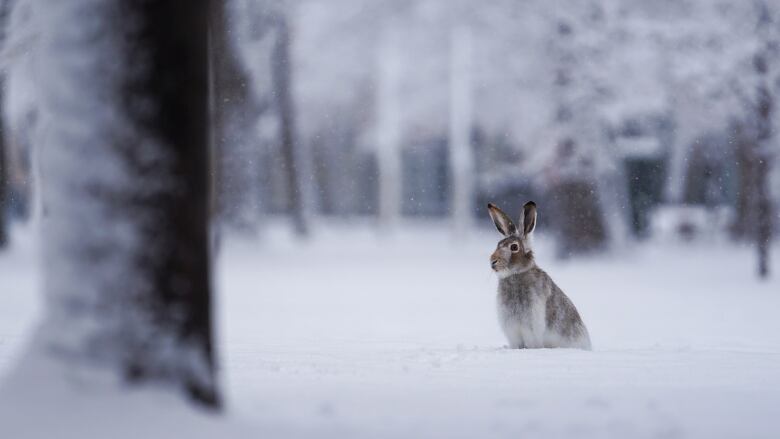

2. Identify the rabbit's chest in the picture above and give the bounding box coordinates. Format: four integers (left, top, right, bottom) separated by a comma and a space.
496, 295, 546, 348
496, 279, 548, 348
497, 278, 539, 316
496, 292, 539, 325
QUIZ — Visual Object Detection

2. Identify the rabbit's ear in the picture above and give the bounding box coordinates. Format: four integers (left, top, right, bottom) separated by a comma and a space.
487, 203, 517, 236
522, 201, 537, 236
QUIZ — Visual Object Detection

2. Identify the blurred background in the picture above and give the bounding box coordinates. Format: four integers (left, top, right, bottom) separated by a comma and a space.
1, 0, 779, 271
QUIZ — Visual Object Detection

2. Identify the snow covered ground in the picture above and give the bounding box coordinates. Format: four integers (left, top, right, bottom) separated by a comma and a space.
2, 223, 780, 438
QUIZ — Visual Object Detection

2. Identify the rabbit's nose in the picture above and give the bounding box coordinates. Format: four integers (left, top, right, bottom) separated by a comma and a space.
491, 259, 499, 269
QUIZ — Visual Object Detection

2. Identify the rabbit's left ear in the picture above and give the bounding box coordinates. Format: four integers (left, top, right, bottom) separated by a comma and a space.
522, 201, 537, 235
487, 203, 517, 236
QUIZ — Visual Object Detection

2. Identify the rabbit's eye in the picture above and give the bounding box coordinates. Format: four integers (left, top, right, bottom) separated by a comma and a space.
509, 243, 520, 253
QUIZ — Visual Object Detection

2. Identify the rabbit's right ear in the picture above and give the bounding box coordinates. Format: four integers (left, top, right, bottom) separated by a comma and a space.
487, 203, 517, 236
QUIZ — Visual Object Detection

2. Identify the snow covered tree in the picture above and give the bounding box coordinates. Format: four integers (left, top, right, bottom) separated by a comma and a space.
375, 25, 403, 230
545, 8, 612, 255
14, 0, 219, 408
211, 0, 266, 233
0, 136, 6, 249
448, 25, 475, 235
742, 2, 777, 279
0, 0, 10, 250
271, 5, 309, 236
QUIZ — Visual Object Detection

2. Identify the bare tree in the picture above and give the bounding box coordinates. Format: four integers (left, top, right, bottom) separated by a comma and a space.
271, 9, 308, 236
732, 2, 776, 279
29, 0, 219, 407
0, 135, 6, 250
0, 0, 10, 250
547, 18, 610, 256
752, 56, 773, 279
448, 25, 475, 235
751, 2, 778, 279
210, 0, 266, 233
375, 25, 403, 231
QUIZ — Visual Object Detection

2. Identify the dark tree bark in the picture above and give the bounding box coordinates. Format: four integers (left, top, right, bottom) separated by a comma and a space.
272, 13, 308, 236
550, 180, 608, 256
732, 121, 756, 241
0, 0, 10, 250
33, 0, 219, 409
0, 129, 6, 250
730, 92, 773, 280
753, 65, 773, 279
121, 0, 218, 406
546, 139, 609, 256
747, 3, 775, 279
727, 4, 775, 279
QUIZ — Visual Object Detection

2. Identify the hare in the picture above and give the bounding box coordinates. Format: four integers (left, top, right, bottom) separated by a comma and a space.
487, 201, 591, 350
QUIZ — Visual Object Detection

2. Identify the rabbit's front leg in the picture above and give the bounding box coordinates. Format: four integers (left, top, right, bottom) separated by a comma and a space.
502, 321, 527, 349
518, 299, 546, 348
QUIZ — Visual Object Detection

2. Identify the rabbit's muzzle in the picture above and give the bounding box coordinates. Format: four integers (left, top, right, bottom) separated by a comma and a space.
490, 247, 511, 272
490, 253, 507, 271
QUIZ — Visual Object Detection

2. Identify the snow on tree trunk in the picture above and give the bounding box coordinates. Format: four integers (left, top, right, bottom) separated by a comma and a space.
742, 4, 776, 279
547, 19, 611, 256
31, 0, 219, 407
753, 62, 773, 280
0, 0, 9, 249
272, 12, 309, 237
755, 155, 771, 279
0, 135, 6, 249
210, 0, 263, 233
375, 27, 402, 230
448, 26, 474, 235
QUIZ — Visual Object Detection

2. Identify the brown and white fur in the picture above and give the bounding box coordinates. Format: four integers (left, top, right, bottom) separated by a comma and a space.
488, 201, 591, 350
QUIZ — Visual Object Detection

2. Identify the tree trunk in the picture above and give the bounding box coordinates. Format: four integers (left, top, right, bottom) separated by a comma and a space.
375, 27, 402, 230
210, 0, 263, 232
550, 179, 608, 257
0, 0, 9, 249
731, 122, 756, 241
272, 13, 308, 236
755, 156, 771, 278
34, 0, 219, 408
0, 128, 6, 249
448, 26, 475, 235
750, 7, 775, 278
754, 76, 773, 279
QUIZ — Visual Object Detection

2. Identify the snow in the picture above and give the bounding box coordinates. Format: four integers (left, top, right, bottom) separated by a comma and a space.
2, 223, 780, 438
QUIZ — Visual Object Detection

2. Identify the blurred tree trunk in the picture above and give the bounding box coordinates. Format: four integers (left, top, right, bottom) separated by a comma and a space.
210, 0, 263, 233
731, 97, 773, 280
550, 178, 608, 257
548, 20, 610, 256
733, 4, 776, 279
0, 130, 6, 250
125, 1, 219, 405
375, 27, 402, 230
732, 122, 757, 241
0, 0, 10, 249
753, 63, 773, 279
448, 26, 474, 235
272, 12, 308, 236
33, 0, 219, 408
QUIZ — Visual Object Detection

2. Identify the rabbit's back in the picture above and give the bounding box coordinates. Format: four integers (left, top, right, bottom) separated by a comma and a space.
545, 279, 591, 349
498, 268, 591, 349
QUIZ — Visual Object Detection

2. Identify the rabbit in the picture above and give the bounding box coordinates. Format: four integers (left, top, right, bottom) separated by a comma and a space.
487, 201, 592, 350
